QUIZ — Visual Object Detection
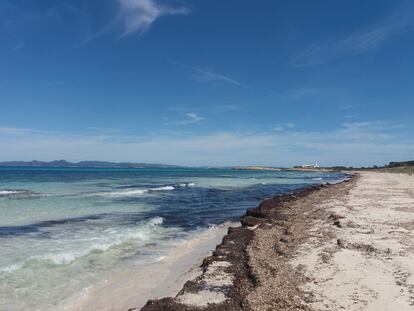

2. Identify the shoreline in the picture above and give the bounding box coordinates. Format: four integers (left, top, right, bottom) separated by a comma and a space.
139, 176, 355, 310
60, 223, 236, 311
137, 172, 414, 310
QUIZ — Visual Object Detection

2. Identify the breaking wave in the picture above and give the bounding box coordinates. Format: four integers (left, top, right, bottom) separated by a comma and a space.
0, 217, 165, 273
89, 183, 196, 198
0, 189, 37, 198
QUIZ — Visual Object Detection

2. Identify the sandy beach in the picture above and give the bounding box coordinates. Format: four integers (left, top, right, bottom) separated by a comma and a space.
0, 168, 342, 311
140, 172, 414, 310
4, 2, 414, 310
293, 172, 414, 310
60, 224, 234, 311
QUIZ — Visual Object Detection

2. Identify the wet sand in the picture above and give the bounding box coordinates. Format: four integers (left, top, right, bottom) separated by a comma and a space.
141, 172, 414, 310
61, 224, 234, 311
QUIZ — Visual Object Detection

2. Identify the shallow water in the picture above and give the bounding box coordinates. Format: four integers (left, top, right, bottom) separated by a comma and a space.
0, 167, 344, 310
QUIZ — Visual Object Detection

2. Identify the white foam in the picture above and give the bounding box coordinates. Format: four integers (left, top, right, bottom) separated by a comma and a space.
0, 190, 21, 195
0, 189, 33, 196
89, 182, 197, 198
0, 263, 23, 274
178, 182, 196, 187
92, 185, 178, 197
148, 216, 164, 226
3, 217, 165, 270
33, 252, 79, 265
150, 186, 175, 191
106, 189, 149, 197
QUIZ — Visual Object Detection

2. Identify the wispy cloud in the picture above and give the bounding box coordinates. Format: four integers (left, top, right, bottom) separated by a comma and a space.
292, 3, 414, 67
184, 112, 205, 124
192, 68, 245, 87
343, 114, 357, 119
4, 0, 190, 50
273, 123, 295, 131
339, 103, 376, 111
1, 121, 412, 167
0, 127, 35, 135
165, 112, 205, 125
165, 59, 276, 93
118, 0, 190, 36
76, 0, 190, 45
165, 59, 247, 87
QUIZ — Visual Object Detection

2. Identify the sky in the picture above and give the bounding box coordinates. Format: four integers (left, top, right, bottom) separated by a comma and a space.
0, 0, 413, 167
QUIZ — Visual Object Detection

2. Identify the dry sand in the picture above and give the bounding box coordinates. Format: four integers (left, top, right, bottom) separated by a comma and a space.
141, 172, 414, 311
292, 172, 414, 310
141, 180, 353, 311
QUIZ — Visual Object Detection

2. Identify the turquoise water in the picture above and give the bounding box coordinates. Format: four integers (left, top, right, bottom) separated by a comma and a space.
0, 167, 345, 310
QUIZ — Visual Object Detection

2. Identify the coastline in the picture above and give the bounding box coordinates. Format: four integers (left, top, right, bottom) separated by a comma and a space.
138, 172, 414, 310
139, 176, 355, 311
0, 168, 346, 310
60, 223, 236, 311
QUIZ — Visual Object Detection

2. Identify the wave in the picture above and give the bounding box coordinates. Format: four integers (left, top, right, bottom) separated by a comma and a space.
0, 189, 37, 198
147, 216, 164, 226
0, 217, 165, 273
89, 182, 196, 198
102, 189, 149, 197
177, 182, 196, 188
0, 263, 23, 274
150, 186, 175, 191
0, 190, 21, 195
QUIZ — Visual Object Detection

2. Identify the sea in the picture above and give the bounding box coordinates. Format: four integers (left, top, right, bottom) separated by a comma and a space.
0, 167, 346, 310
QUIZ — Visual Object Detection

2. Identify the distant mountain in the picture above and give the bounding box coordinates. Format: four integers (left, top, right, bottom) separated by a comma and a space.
0, 160, 180, 168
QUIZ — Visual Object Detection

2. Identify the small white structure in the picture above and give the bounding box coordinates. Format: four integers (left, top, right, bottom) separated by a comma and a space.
301, 163, 319, 169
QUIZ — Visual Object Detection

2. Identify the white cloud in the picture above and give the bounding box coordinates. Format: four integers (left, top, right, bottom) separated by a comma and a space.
164, 112, 205, 125
191, 68, 245, 87
0, 121, 413, 167
185, 113, 205, 123
292, 4, 414, 67
118, 0, 190, 36
273, 123, 295, 131
165, 59, 246, 87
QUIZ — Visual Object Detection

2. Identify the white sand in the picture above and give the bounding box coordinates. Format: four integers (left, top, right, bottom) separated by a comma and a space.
61, 223, 235, 311
292, 172, 414, 310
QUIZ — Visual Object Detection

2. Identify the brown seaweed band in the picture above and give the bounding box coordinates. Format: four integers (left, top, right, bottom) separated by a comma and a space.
137, 175, 356, 311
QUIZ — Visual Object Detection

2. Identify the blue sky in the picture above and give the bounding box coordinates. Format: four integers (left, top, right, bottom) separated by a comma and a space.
0, 0, 413, 166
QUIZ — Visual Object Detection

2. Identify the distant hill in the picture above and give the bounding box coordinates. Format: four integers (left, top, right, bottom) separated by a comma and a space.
0, 160, 180, 168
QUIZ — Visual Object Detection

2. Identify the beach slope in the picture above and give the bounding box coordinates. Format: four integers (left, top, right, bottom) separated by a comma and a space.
139, 172, 414, 310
